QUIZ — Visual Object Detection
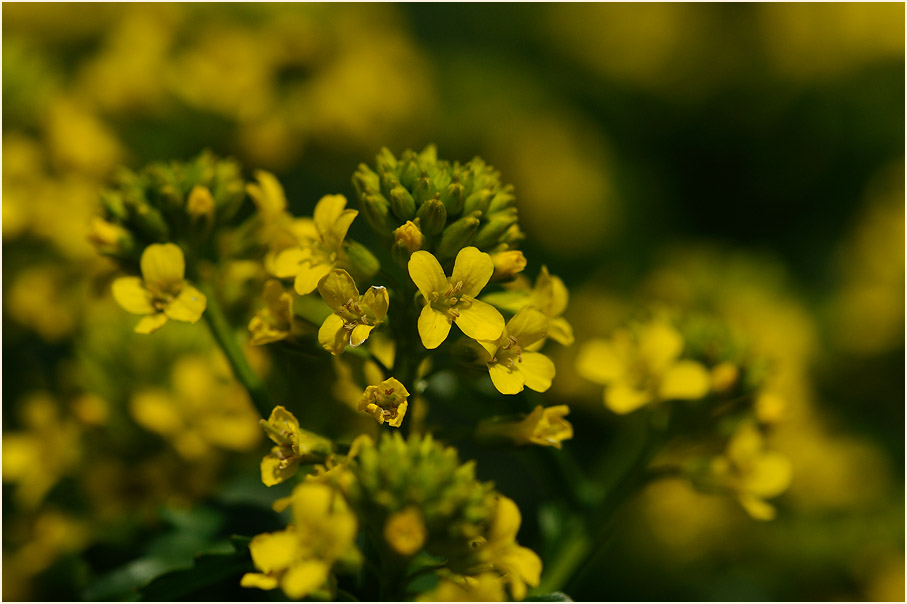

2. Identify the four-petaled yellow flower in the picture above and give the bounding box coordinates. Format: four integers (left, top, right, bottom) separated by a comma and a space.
384, 506, 427, 556
273, 194, 358, 295
248, 280, 294, 345
478, 405, 573, 449
471, 496, 542, 601
111, 243, 207, 334
317, 269, 388, 355
241, 483, 360, 599
483, 265, 574, 346
709, 422, 793, 521
259, 406, 333, 487
409, 246, 505, 349
576, 318, 711, 414
475, 307, 556, 395
358, 377, 410, 427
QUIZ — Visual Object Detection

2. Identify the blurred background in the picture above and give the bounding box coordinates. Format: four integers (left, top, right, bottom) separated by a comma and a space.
2, 3, 904, 601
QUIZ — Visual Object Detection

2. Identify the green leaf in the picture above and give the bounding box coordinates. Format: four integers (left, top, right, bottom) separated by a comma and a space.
136, 538, 254, 601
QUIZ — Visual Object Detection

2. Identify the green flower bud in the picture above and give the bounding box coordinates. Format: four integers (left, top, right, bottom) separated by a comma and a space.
343, 239, 381, 280
416, 195, 447, 236
463, 188, 494, 215
361, 193, 396, 236
441, 181, 465, 215
436, 212, 480, 259
474, 208, 519, 250
352, 164, 381, 198
390, 184, 416, 221
399, 151, 421, 189
414, 173, 435, 206
487, 185, 516, 214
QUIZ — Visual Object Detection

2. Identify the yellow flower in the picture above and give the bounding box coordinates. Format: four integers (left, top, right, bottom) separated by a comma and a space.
475, 307, 556, 395
484, 265, 574, 347
317, 269, 388, 355
419, 573, 506, 602
408, 246, 505, 349
576, 318, 710, 414
241, 483, 360, 599
358, 377, 410, 428
394, 220, 423, 254
111, 243, 206, 334
709, 422, 793, 521
472, 496, 542, 601
478, 405, 573, 449
248, 280, 294, 346
490, 248, 527, 280
259, 406, 333, 487
273, 194, 358, 295
384, 507, 427, 556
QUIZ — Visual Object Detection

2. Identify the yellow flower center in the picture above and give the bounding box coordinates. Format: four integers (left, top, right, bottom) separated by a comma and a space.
493, 336, 523, 368
429, 280, 474, 320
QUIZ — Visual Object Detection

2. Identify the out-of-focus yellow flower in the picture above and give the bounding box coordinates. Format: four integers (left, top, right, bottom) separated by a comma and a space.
130, 355, 261, 460
707, 422, 792, 521
274, 195, 358, 295
358, 377, 410, 428
576, 318, 710, 414
419, 572, 506, 602
484, 265, 574, 346
477, 405, 573, 449
384, 506, 427, 556
45, 99, 122, 175
409, 246, 504, 349
6, 264, 79, 341
475, 307, 556, 395
248, 280, 294, 346
111, 243, 206, 334
259, 405, 333, 487
470, 496, 542, 601
317, 269, 388, 355
2, 393, 82, 508
241, 483, 360, 599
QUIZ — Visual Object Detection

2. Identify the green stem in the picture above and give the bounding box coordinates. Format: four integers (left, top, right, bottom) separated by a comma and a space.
199, 283, 271, 417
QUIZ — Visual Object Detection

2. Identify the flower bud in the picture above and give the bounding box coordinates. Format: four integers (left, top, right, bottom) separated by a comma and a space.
491, 249, 527, 280
414, 173, 435, 205
500, 223, 525, 245
343, 240, 381, 280
487, 185, 516, 214
88, 216, 134, 257
360, 193, 395, 235
416, 195, 447, 236
441, 180, 465, 215
392, 221, 423, 266
390, 184, 416, 221
436, 213, 480, 259
399, 151, 421, 189
463, 188, 495, 215
474, 208, 519, 249
186, 185, 216, 221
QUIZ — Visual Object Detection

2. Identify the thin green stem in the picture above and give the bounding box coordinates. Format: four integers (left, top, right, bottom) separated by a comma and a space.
199, 283, 271, 417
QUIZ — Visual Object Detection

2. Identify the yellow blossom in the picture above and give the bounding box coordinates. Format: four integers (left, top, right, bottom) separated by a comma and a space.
248, 280, 294, 345
475, 307, 556, 395
317, 269, 388, 355
186, 185, 216, 220
419, 573, 506, 602
111, 243, 206, 334
490, 248, 527, 280
484, 265, 574, 346
358, 377, 410, 428
273, 194, 358, 295
708, 422, 793, 521
384, 507, 427, 556
259, 406, 333, 487
241, 483, 360, 599
471, 496, 542, 601
408, 246, 505, 349
478, 405, 573, 449
576, 318, 710, 414
394, 220, 423, 253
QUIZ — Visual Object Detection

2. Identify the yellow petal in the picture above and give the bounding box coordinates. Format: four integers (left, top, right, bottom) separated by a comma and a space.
489, 496, 522, 543
743, 452, 793, 498
362, 286, 389, 321
639, 321, 684, 371
273, 247, 307, 279
165, 285, 206, 323
135, 313, 169, 334
112, 277, 154, 314
249, 530, 299, 573
605, 384, 651, 414
294, 262, 332, 295
261, 451, 300, 486
451, 246, 494, 298
241, 573, 279, 591
409, 251, 448, 300
545, 268, 570, 317
386, 400, 408, 428
489, 363, 526, 395
318, 314, 348, 355
313, 194, 349, 235
325, 209, 358, 250
658, 360, 710, 400
247, 170, 287, 220
738, 495, 777, 521
140, 243, 185, 290
519, 352, 556, 393
576, 339, 625, 385
547, 317, 575, 346
290, 483, 335, 523
350, 324, 375, 347
317, 269, 360, 311
417, 305, 452, 349
455, 299, 504, 341
130, 390, 182, 436
281, 560, 330, 600
506, 307, 548, 346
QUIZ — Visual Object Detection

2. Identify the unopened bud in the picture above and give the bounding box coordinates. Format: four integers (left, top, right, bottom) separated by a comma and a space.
416, 195, 447, 236
390, 184, 416, 221
463, 188, 494, 215
441, 181, 465, 215
186, 185, 216, 220
360, 193, 395, 235
352, 165, 380, 198
474, 208, 519, 249
399, 152, 421, 189
394, 220, 423, 254
500, 223, 525, 245
343, 240, 381, 280
88, 217, 133, 257
491, 249, 527, 280
436, 213, 480, 259
414, 173, 435, 205
487, 185, 516, 214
